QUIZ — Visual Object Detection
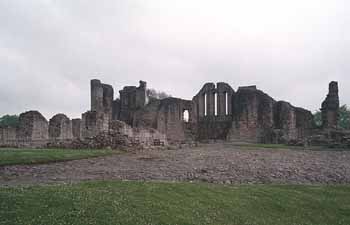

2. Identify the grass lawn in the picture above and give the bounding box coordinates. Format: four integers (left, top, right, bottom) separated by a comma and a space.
0, 149, 116, 166
0, 181, 349, 225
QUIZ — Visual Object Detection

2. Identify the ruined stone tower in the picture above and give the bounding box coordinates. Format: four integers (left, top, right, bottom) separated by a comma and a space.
90, 79, 114, 119
117, 81, 148, 125
321, 81, 339, 129
81, 79, 115, 139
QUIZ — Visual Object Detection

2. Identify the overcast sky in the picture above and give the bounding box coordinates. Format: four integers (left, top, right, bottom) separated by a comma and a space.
0, 0, 349, 119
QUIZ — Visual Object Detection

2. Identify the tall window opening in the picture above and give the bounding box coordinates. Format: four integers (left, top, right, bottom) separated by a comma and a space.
225, 92, 228, 115
214, 92, 218, 116
183, 110, 189, 122
204, 93, 207, 116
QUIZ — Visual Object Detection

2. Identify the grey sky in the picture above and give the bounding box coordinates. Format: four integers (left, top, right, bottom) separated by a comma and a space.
0, 0, 349, 119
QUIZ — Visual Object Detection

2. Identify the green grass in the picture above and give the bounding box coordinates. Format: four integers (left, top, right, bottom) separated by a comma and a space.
1, 181, 349, 225
0, 149, 116, 166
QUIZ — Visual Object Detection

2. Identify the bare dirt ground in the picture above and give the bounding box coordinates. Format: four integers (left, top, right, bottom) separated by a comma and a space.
1, 143, 350, 186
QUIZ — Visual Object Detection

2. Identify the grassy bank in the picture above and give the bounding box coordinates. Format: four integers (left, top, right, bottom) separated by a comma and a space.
0, 181, 349, 225
0, 149, 116, 166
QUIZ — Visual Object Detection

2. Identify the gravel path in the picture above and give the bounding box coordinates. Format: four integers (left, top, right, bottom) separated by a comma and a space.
1, 143, 350, 186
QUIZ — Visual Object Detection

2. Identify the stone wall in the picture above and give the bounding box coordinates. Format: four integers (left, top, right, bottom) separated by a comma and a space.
114, 80, 194, 144
118, 81, 148, 125
82, 79, 116, 140
1, 79, 339, 148
192, 82, 234, 118
303, 82, 342, 148
273, 101, 297, 143
132, 97, 194, 144
156, 98, 194, 143
112, 99, 121, 120
132, 99, 160, 129
295, 107, 315, 140
91, 79, 114, 121
64, 120, 167, 149
192, 82, 234, 140
271, 102, 314, 143
0, 108, 169, 149
0, 126, 17, 147
217, 82, 235, 116
49, 114, 73, 140
13, 111, 49, 147
197, 117, 232, 140
109, 120, 167, 147
16, 111, 48, 140
80, 111, 109, 139
88, 80, 324, 144
321, 81, 339, 129
227, 86, 314, 144
91, 79, 104, 112
229, 86, 275, 143
72, 119, 81, 139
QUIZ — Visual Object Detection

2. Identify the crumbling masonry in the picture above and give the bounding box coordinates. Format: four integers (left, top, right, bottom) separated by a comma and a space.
0, 80, 344, 148
321, 81, 340, 129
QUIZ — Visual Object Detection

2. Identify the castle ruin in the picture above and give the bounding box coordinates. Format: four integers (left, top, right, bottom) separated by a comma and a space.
0, 80, 344, 148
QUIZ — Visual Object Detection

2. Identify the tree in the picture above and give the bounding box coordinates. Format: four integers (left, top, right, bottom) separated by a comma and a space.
313, 104, 350, 129
313, 111, 322, 128
338, 105, 350, 129
0, 115, 19, 127
147, 88, 172, 100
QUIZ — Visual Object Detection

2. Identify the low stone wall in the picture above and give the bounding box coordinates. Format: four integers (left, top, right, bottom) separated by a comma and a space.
306, 129, 350, 148
0, 111, 49, 148
80, 111, 109, 139
197, 117, 232, 140
0, 127, 18, 147
48, 120, 167, 149
72, 119, 81, 139
106, 120, 167, 147
0, 110, 167, 149
16, 111, 49, 141
49, 114, 73, 140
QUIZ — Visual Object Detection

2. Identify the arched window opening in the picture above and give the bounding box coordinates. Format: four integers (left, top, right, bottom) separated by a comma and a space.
214, 92, 218, 116
204, 93, 207, 116
183, 110, 189, 122
225, 92, 229, 115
